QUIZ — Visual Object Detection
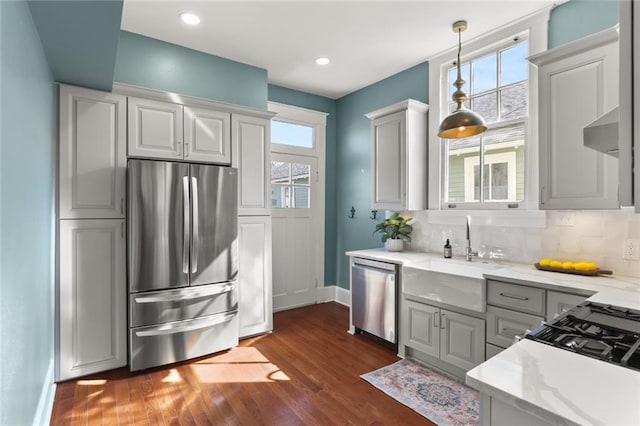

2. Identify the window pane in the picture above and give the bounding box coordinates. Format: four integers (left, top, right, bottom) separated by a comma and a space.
471, 92, 498, 124
500, 83, 527, 121
472, 53, 497, 94
447, 136, 480, 203
500, 41, 528, 86
271, 185, 289, 208
490, 163, 509, 200
292, 187, 310, 208
482, 125, 525, 202
271, 120, 314, 148
271, 161, 290, 184
448, 63, 470, 99
292, 163, 310, 185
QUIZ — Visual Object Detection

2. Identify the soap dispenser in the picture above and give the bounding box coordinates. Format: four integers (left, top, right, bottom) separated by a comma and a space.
444, 239, 452, 259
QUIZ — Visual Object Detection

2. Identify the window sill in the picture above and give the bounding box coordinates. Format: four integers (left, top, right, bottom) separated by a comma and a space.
426, 209, 546, 228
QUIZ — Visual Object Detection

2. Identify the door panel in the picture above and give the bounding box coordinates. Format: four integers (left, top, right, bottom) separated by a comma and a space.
128, 97, 183, 160
59, 219, 126, 380
128, 159, 189, 292
59, 85, 126, 219
271, 153, 318, 311
189, 164, 238, 286
372, 110, 405, 209
404, 300, 439, 358
184, 106, 231, 164
440, 309, 485, 371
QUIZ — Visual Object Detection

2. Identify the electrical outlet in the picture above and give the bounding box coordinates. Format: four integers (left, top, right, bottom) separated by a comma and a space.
623, 239, 640, 261
555, 211, 575, 227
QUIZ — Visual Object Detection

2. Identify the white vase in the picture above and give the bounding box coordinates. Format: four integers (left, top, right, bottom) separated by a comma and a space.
386, 238, 403, 252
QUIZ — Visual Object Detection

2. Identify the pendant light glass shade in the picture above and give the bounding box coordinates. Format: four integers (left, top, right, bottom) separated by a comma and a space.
438, 21, 487, 139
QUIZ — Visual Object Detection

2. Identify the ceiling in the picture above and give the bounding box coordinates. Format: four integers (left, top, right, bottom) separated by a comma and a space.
121, 1, 558, 99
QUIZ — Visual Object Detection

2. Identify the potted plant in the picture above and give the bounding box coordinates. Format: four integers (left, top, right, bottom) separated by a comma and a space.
374, 212, 413, 252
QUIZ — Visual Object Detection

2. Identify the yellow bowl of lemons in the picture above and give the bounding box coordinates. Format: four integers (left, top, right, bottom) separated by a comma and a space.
537, 258, 603, 275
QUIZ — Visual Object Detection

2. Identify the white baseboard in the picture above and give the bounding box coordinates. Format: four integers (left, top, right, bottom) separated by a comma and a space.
318, 285, 350, 307
33, 358, 56, 426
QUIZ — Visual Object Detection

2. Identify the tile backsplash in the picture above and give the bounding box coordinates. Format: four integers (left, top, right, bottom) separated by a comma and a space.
404, 210, 640, 278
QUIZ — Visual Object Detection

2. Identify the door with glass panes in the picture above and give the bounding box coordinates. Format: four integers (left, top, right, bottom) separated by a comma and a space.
271, 153, 318, 311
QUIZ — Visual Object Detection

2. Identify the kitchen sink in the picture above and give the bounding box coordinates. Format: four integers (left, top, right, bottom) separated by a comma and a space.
402, 259, 503, 312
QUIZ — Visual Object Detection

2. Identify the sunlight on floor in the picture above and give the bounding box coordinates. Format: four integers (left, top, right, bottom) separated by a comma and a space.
191, 346, 290, 383
77, 379, 107, 386
162, 368, 183, 383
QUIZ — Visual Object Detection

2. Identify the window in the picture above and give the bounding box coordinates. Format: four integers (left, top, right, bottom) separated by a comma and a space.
444, 39, 528, 207
271, 161, 311, 208
271, 120, 314, 149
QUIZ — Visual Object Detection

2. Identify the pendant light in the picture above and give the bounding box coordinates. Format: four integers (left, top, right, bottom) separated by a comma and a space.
437, 20, 487, 139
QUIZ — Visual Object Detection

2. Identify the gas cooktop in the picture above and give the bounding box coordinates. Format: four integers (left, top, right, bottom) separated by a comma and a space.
525, 302, 640, 372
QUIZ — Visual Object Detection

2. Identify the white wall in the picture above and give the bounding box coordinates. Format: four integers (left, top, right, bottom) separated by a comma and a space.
405, 210, 640, 278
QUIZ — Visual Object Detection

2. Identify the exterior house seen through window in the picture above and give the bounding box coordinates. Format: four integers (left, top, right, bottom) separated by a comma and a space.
444, 39, 528, 206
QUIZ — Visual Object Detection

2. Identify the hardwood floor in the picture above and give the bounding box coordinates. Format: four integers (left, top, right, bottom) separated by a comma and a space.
51, 302, 431, 425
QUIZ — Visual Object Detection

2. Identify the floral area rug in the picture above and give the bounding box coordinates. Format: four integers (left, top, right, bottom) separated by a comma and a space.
361, 359, 479, 425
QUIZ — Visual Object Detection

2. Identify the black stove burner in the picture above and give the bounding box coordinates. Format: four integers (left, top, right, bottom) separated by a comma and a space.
525, 302, 640, 372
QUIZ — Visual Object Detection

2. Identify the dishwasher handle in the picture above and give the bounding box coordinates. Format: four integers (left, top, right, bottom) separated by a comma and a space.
352, 257, 397, 273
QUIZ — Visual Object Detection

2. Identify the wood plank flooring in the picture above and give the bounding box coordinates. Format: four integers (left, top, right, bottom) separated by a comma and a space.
51, 302, 431, 425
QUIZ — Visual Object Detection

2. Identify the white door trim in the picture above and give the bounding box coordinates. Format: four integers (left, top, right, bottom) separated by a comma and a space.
268, 102, 327, 307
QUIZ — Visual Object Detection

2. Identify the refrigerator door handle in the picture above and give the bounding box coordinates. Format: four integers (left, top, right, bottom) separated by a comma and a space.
182, 176, 190, 274
191, 176, 199, 274
133, 282, 237, 304
134, 312, 236, 337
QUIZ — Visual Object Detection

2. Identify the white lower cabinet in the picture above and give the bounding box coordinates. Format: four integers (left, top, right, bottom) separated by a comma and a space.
58, 219, 126, 381
238, 216, 273, 338
404, 299, 485, 371
546, 291, 588, 321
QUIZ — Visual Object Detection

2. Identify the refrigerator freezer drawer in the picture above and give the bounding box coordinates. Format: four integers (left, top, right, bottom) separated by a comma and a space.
130, 282, 238, 328
130, 311, 238, 371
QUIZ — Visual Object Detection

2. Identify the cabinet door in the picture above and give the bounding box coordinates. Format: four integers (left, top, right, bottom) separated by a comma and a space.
538, 38, 619, 209
58, 219, 126, 380
404, 300, 439, 358
440, 309, 485, 371
487, 306, 542, 349
546, 291, 587, 321
59, 85, 126, 219
232, 115, 270, 215
238, 216, 273, 338
371, 110, 406, 210
184, 106, 231, 164
128, 97, 183, 160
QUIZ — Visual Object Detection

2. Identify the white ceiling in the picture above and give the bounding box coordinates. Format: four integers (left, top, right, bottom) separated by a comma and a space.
121, 1, 558, 99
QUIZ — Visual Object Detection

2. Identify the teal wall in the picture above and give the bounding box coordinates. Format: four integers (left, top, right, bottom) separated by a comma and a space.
0, 1, 56, 424
115, 31, 268, 109
334, 63, 429, 288
27, 0, 123, 91
549, 0, 618, 48
268, 85, 338, 286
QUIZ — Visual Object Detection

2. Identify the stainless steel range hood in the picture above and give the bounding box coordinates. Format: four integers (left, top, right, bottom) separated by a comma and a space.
583, 106, 619, 157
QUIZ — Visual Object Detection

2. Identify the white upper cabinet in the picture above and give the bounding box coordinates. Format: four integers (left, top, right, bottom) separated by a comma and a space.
128, 96, 183, 160
366, 99, 428, 211
232, 114, 271, 215
128, 97, 232, 164
531, 29, 619, 210
184, 106, 231, 164
59, 85, 126, 219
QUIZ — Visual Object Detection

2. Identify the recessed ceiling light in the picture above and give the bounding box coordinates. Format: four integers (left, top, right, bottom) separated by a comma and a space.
315, 57, 330, 66
180, 12, 200, 26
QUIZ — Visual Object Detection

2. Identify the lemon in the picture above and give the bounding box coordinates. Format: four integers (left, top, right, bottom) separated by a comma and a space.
561, 261, 574, 270
574, 262, 587, 271
584, 262, 598, 271
539, 258, 552, 267
549, 260, 563, 269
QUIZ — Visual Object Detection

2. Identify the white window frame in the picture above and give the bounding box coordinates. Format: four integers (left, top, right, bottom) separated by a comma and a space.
427, 8, 550, 212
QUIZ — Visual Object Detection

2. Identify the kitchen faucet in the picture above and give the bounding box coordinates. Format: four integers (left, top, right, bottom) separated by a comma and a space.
465, 215, 478, 261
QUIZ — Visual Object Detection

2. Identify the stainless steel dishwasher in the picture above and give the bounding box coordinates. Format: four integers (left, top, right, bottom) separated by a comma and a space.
351, 257, 398, 344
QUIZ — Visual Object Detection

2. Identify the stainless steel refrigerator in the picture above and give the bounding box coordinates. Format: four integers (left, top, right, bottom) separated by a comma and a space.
128, 159, 239, 371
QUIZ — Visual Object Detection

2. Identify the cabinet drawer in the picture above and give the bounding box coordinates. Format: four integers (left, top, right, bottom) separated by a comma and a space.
487, 280, 545, 316
546, 291, 587, 321
487, 306, 543, 349
486, 343, 504, 360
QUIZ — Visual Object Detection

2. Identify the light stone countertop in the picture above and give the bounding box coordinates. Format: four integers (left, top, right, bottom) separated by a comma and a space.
346, 248, 640, 425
